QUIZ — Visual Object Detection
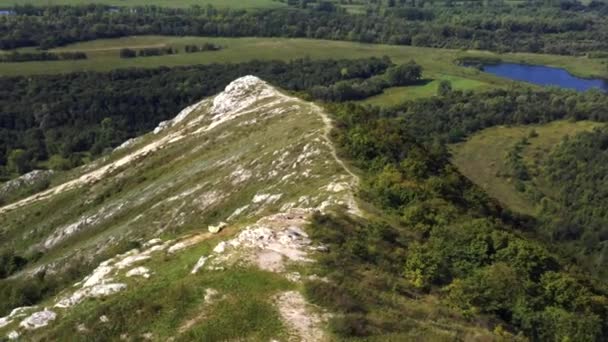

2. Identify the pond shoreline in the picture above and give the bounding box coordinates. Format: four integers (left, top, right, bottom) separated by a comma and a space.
471, 62, 608, 92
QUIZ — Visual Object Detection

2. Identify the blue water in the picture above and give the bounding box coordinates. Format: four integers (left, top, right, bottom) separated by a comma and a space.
0, 10, 13, 15
481, 63, 608, 92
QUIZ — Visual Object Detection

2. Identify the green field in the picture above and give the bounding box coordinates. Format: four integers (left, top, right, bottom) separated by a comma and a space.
361, 75, 488, 106
450, 121, 605, 216
2, 36, 607, 107
2, 36, 606, 84
0, 0, 284, 9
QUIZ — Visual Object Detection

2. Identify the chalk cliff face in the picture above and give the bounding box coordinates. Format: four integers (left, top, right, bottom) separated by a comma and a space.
0, 76, 359, 340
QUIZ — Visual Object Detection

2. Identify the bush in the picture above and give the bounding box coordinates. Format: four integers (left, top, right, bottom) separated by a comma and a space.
119, 48, 136, 58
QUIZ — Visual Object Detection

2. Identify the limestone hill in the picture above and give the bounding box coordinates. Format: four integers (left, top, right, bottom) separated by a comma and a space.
0, 76, 359, 341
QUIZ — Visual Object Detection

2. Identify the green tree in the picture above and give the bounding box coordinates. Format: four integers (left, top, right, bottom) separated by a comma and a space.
437, 80, 452, 96
386, 61, 423, 86
7, 149, 32, 174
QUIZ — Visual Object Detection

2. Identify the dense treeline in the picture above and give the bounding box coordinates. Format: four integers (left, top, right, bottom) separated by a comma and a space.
1, 3, 607, 55
310, 61, 422, 101
184, 43, 221, 53
387, 86, 608, 273
119, 47, 176, 58
0, 51, 86, 62
0, 57, 391, 180
396, 87, 608, 144
538, 128, 608, 277
304, 101, 608, 340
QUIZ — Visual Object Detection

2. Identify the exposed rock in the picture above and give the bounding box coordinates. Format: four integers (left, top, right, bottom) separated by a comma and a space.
154, 99, 207, 134
227, 205, 249, 221
326, 182, 349, 193
208, 76, 279, 131
208, 222, 227, 234
191, 256, 208, 274
206, 209, 315, 273
229, 166, 252, 185
82, 265, 114, 287
204, 288, 220, 303
20, 309, 57, 330
0, 306, 36, 328
252, 193, 283, 205
286, 272, 302, 282
56, 283, 127, 308
143, 238, 163, 248
0, 170, 53, 198
7, 331, 19, 340
89, 283, 127, 297
113, 137, 142, 151
114, 254, 151, 269
213, 241, 227, 254
126, 267, 151, 278
0, 317, 11, 329
99, 315, 110, 323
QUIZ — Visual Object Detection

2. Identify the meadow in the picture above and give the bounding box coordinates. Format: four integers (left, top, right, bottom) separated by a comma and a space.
2, 36, 607, 104
450, 120, 606, 216
0, 0, 284, 9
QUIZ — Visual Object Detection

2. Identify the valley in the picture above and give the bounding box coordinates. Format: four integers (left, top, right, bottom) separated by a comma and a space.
1, 1, 608, 341
451, 120, 606, 216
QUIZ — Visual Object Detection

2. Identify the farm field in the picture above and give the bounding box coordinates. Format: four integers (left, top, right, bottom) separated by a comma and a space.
450, 120, 605, 216
0, 0, 284, 9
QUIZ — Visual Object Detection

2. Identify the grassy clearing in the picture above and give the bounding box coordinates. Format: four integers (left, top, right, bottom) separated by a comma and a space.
0, 0, 284, 9
361, 75, 488, 106
450, 120, 605, 216
1, 36, 606, 84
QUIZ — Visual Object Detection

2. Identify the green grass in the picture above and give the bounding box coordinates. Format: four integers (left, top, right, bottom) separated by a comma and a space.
2, 36, 606, 84
361, 75, 488, 106
23, 236, 293, 341
450, 120, 605, 216
0, 0, 284, 9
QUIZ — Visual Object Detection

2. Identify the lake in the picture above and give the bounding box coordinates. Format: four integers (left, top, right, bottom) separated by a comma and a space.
481, 63, 608, 92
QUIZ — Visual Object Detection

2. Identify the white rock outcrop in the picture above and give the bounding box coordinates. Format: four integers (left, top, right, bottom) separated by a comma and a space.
208, 222, 227, 234
0, 306, 36, 328
126, 267, 151, 278
20, 309, 57, 330
208, 76, 278, 131
191, 256, 208, 274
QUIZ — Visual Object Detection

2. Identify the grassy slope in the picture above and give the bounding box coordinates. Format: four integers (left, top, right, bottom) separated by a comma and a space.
0, 0, 284, 9
1, 231, 293, 341
450, 120, 605, 216
0, 80, 347, 340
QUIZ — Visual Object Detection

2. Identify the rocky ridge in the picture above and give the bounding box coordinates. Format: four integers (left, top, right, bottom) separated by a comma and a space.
0, 76, 360, 341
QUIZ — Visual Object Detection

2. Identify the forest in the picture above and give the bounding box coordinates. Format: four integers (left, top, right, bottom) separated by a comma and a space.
0, 51, 86, 62
0, 57, 393, 180
302, 100, 608, 341
1, 2, 607, 55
